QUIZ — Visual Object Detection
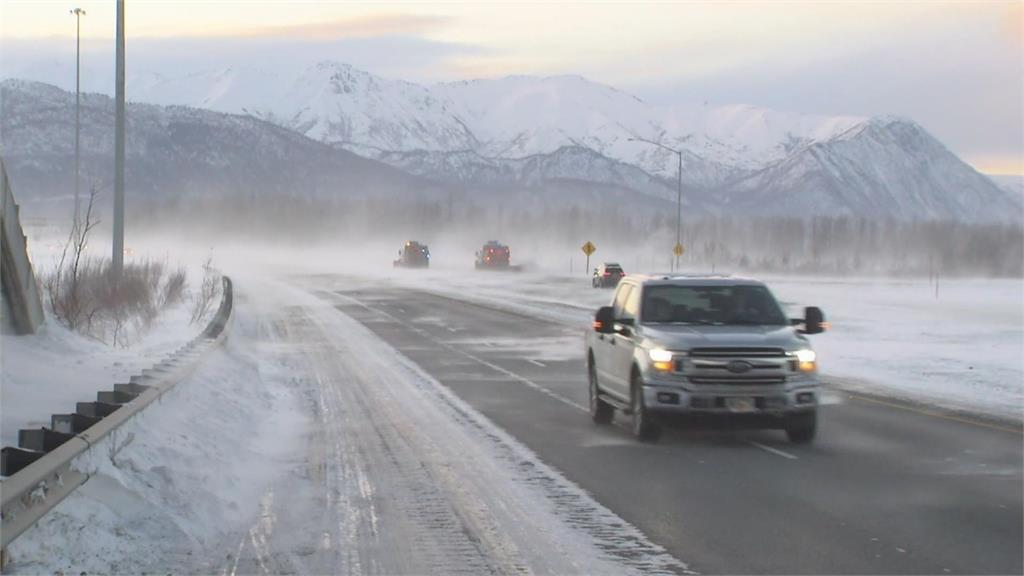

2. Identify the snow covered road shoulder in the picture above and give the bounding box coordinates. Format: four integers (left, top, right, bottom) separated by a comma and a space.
5, 287, 307, 573
218, 279, 691, 575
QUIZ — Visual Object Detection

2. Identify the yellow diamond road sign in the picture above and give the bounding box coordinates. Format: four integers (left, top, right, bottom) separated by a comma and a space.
581, 241, 596, 256
673, 242, 685, 257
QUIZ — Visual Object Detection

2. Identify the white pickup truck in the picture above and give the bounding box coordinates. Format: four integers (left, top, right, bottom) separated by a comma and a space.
585, 275, 826, 443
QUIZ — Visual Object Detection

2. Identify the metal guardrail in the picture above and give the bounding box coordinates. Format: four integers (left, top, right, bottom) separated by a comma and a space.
0, 276, 233, 554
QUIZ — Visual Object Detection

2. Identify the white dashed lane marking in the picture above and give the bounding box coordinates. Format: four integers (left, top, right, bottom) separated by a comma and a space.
747, 440, 799, 460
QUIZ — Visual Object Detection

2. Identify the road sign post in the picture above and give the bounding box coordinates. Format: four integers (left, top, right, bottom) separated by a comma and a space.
673, 242, 685, 271
581, 241, 596, 276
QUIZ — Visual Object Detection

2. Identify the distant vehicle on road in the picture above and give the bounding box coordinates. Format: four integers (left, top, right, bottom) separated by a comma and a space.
592, 263, 624, 288
394, 241, 430, 268
585, 274, 826, 443
475, 241, 511, 270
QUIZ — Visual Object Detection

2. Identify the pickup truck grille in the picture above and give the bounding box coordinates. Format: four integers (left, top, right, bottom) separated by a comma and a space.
688, 376, 786, 385
682, 347, 789, 385
689, 347, 786, 358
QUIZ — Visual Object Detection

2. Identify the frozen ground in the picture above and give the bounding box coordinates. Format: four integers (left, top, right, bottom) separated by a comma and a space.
343, 262, 1023, 423
6, 276, 691, 574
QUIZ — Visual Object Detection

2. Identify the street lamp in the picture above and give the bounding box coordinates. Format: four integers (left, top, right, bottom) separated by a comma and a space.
112, 0, 125, 279
70, 7, 86, 230
629, 136, 683, 272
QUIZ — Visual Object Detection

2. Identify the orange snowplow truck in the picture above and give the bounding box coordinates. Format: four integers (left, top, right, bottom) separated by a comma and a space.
394, 241, 431, 268
475, 241, 511, 269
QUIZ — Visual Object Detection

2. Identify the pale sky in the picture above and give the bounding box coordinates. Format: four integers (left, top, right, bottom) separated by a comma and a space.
2, 0, 1022, 174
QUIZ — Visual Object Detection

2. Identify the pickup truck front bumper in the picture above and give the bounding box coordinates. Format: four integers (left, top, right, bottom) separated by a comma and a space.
641, 381, 818, 425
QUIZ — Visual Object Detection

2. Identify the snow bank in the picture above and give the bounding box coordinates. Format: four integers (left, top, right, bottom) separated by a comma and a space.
1, 301, 200, 447
2, 235, 227, 447
5, 292, 307, 574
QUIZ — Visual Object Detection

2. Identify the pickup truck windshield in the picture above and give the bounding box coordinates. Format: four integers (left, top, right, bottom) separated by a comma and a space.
641, 285, 788, 326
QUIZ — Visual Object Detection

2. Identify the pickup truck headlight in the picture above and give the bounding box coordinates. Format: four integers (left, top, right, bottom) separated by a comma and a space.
794, 349, 817, 372
649, 348, 675, 372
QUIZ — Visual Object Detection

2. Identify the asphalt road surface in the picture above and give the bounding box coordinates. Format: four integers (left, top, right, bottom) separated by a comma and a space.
322, 279, 1023, 575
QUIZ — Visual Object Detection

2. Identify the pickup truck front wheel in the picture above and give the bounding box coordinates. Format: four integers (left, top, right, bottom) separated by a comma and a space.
785, 410, 817, 444
631, 376, 662, 442
589, 360, 614, 424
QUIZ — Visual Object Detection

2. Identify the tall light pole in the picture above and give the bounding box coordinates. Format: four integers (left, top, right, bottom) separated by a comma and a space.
629, 136, 684, 272
70, 7, 86, 230
112, 0, 125, 279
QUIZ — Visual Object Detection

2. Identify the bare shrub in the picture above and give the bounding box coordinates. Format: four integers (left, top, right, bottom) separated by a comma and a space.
190, 256, 221, 325
45, 257, 163, 347
44, 185, 193, 346
161, 267, 188, 309
94, 259, 165, 346
46, 185, 100, 331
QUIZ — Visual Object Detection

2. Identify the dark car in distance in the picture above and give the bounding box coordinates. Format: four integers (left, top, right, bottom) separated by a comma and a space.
593, 263, 625, 288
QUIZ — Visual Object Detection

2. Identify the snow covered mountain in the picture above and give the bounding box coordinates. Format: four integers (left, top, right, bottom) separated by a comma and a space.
4, 60, 1020, 222
115, 61, 1019, 221
128, 63, 863, 183
717, 118, 1023, 220
0, 79, 424, 205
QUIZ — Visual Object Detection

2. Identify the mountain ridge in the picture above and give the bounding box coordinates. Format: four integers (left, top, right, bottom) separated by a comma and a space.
2, 69, 1019, 222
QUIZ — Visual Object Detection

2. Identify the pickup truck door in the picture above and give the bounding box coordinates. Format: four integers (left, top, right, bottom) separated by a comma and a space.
610, 285, 642, 397
595, 283, 631, 399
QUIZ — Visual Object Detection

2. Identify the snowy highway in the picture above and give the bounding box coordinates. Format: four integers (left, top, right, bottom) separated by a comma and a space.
5, 4, 1022, 573
8, 271, 1021, 574
312, 274, 1022, 575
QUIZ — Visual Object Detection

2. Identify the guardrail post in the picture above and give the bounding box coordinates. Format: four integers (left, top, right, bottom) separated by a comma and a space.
0, 447, 44, 476
18, 429, 74, 453
51, 413, 100, 435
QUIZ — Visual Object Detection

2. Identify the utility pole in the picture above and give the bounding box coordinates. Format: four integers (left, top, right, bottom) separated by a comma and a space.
112, 0, 125, 278
70, 8, 86, 230
675, 149, 682, 271
628, 136, 684, 271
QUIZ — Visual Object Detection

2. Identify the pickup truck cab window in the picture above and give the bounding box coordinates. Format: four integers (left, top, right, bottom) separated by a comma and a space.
621, 284, 641, 321
641, 284, 787, 326
612, 283, 633, 318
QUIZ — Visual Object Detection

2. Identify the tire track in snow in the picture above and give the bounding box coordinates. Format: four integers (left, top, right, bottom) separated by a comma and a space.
319, 289, 694, 575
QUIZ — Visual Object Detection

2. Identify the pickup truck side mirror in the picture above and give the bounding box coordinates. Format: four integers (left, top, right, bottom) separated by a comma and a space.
593, 306, 615, 334
801, 306, 825, 335
615, 317, 635, 336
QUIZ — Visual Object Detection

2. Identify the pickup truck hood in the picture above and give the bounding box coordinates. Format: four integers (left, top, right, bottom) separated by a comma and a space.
640, 324, 808, 351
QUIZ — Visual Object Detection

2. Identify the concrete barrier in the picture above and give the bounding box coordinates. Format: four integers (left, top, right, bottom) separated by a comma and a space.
0, 158, 45, 335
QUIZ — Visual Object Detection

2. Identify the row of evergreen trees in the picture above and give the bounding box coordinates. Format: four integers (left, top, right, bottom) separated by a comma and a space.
134, 192, 1023, 277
